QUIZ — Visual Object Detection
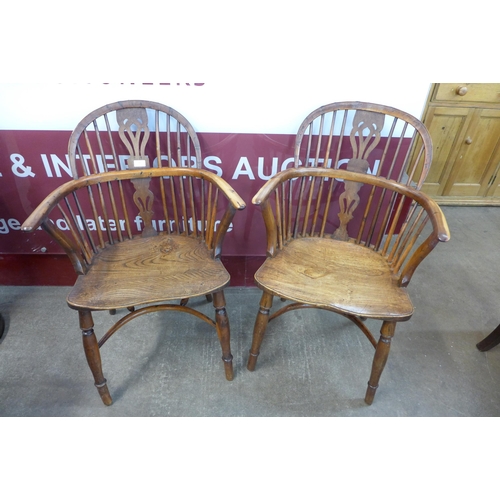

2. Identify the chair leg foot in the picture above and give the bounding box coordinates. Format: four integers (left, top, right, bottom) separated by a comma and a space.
364, 383, 378, 405
364, 321, 396, 405
213, 291, 233, 381
79, 310, 113, 406
95, 380, 113, 406
247, 292, 273, 371
247, 351, 259, 372
222, 354, 234, 381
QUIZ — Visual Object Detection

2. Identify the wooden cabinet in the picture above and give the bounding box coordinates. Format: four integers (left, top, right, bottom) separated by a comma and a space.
420, 83, 500, 205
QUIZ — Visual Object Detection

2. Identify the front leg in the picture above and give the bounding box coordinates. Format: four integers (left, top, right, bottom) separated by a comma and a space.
247, 291, 274, 371
212, 291, 233, 381
365, 321, 396, 405
79, 310, 112, 406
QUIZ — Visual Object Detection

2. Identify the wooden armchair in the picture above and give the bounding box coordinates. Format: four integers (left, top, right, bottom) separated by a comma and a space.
247, 102, 450, 404
22, 101, 245, 405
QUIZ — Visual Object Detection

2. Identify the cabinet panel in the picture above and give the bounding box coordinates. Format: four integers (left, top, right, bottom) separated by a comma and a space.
421, 107, 472, 196
443, 109, 500, 197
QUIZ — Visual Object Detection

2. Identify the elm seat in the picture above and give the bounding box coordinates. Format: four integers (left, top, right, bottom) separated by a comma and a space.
255, 237, 414, 320
68, 234, 230, 311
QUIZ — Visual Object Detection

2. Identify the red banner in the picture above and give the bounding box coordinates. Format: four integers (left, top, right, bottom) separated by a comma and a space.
0, 131, 299, 256
0, 130, 408, 257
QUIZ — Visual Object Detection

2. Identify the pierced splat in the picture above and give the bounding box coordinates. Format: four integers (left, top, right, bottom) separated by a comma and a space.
334, 177, 364, 240
131, 177, 157, 237
334, 110, 385, 240
348, 110, 385, 167
117, 107, 157, 237
117, 107, 151, 169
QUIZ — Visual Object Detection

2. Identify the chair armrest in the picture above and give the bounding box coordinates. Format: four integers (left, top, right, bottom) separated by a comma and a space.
22, 178, 82, 232
22, 167, 246, 268
252, 167, 451, 274
22, 179, 91, 275
23, 168, 246, 231
397, 192, 450, 287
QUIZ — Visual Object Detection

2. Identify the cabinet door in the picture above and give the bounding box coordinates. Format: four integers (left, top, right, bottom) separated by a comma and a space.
442, 108, 500, 197
421, 106, 473, 197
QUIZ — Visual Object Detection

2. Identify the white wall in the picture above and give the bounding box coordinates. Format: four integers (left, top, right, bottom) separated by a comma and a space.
1, 1, 492, 134
0, 81, 432, 133
0, 2, 449, 134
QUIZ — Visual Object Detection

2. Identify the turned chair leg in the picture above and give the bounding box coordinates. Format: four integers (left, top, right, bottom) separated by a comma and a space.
79, 310, 113, 406
247, 291, 273, 371
476, 323, 500, 352
365, 321, 396, 405
212, 291, 233, 381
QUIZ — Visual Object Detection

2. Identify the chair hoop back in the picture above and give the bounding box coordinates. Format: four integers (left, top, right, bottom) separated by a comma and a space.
293, 101, 432, 189
68, 100, 202, 179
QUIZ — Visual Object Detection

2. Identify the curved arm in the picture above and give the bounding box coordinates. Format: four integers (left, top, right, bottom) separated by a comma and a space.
411, 194, 450, 245
253, 168, 450, 239
23, 167, 246, 273
22, 178, 80, 231
212, 205, 237, 259
41, 220, 88, 275
398, 201, 450, 287
257, 199, 278, 257
23, 167, 246, 232
253, 168, 451, 278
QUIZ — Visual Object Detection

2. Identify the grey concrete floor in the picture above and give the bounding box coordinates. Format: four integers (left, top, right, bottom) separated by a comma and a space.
0, 206, 499, 417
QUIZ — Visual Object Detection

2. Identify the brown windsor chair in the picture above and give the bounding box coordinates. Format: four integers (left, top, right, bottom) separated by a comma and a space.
22, 100, 245, 405
247, 101, 450, 404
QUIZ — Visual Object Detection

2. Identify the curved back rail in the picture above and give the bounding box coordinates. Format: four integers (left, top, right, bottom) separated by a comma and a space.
294, 101, 432, 188
68, 100, 202, 179
253, 168, 449, 287
22, 168, 246, 275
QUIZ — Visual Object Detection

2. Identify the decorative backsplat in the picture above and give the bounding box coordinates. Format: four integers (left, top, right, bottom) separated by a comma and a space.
333, 110, 385, 240
117, 107, 156, 237
117, 107, 151, 168
131, 178, 157, 238
349, 110, 385, 165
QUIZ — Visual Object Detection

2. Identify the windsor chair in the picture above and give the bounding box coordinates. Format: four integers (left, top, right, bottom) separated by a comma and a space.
247, 102, 450, 404
22, 100, 245, 405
